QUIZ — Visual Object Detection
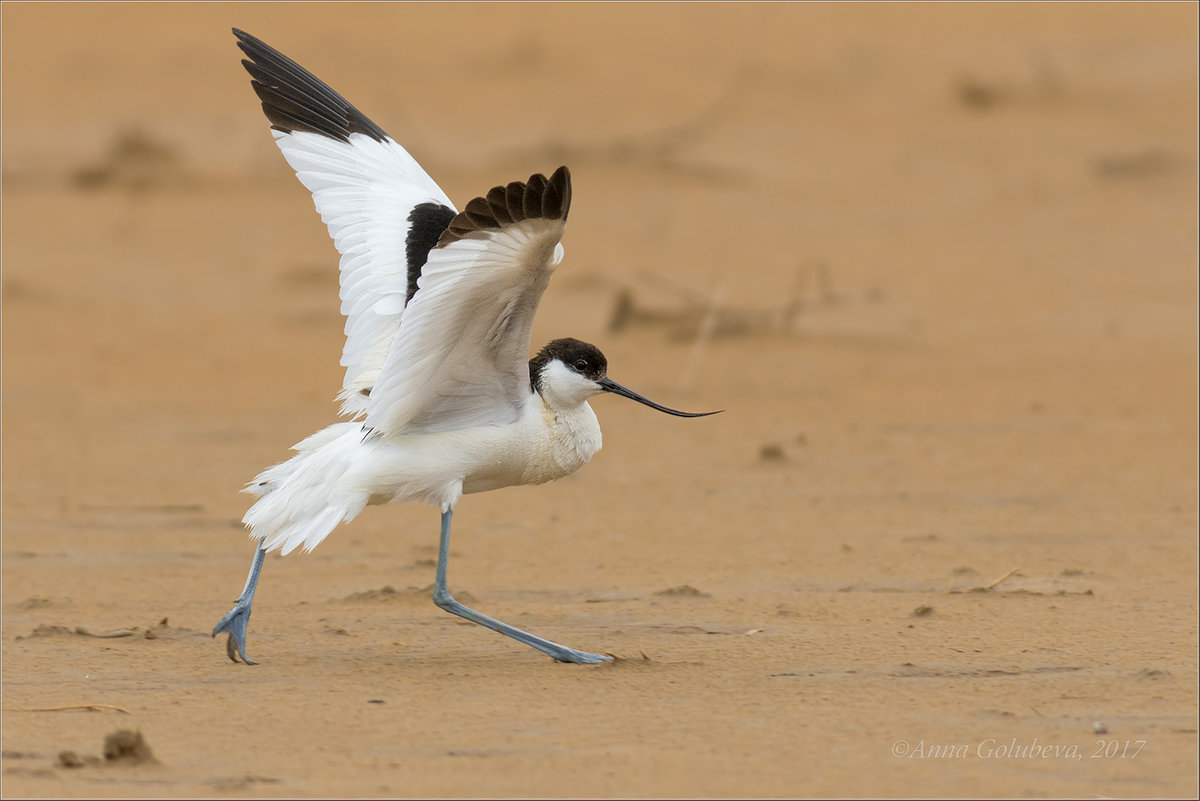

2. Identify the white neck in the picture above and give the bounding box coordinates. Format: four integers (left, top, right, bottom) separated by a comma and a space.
536, 359, 603, 412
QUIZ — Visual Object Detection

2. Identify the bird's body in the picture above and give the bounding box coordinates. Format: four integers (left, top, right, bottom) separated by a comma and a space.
244, 382, 602, 556
214, 29, 717, 665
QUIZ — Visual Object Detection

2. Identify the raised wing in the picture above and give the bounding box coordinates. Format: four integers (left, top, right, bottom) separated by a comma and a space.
365, 167, 572, 437
233, 29, 456, 417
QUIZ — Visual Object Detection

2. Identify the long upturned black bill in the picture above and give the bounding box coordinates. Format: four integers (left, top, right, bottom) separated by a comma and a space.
597, 377, 721, 418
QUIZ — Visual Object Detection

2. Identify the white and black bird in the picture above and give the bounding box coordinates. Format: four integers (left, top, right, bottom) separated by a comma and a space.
214, 29, 719, 665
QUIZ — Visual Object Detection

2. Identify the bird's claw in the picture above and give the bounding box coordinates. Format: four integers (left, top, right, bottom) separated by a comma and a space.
212, 602, 258, 665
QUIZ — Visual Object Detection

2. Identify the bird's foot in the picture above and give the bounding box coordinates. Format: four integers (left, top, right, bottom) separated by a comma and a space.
546, 647, 613, 665
212, 599, 258, 665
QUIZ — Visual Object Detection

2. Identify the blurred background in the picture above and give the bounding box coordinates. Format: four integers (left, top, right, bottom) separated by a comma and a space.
3, 3, 1196, 797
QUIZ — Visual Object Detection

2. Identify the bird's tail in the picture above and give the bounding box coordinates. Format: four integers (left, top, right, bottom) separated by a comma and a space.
242, 422, 369, 555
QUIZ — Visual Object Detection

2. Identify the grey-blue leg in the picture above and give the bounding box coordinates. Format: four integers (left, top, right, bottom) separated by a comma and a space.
212, 542, 267, 665
433, 509, 611, 664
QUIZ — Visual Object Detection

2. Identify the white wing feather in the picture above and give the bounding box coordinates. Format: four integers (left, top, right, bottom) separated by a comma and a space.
271, 130, 455, 416
365, 222, 567, 437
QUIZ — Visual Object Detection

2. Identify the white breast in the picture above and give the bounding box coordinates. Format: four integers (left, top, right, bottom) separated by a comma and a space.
462, 395, 602, 494
356, 394, 603, 507
517, 398, 602, 488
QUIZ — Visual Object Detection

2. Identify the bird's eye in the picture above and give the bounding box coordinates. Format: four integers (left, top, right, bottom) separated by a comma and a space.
573, 359, 588, 371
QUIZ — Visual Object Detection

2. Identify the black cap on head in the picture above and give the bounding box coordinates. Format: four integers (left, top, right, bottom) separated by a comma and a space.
529, 338, 607, 392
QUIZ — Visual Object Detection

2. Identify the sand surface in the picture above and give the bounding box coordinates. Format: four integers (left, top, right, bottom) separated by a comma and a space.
2, 3, 1197, 797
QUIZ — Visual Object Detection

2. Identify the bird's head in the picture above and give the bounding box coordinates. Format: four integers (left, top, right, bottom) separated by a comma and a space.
529, 337, 720, 417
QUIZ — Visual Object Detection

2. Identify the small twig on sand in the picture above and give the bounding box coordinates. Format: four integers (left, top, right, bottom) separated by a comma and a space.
6, 704, 131, 714
981, 567, 1021, 591
74, 626, 139, 638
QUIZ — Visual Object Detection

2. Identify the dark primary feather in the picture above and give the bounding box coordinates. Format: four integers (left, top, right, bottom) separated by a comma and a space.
233, 28, 388, 143
438, 166, 572, 247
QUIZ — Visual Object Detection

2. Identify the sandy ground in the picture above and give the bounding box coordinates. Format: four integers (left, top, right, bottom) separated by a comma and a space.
2, 3, 1197, 798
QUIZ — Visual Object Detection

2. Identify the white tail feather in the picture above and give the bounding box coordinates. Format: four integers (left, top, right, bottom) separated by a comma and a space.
242, 422, 368, 555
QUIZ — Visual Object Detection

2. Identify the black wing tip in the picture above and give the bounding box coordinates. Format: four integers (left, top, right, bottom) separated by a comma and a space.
437, 166, 572, 247
232, 28, 388, 144
232, 28, 282, 66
